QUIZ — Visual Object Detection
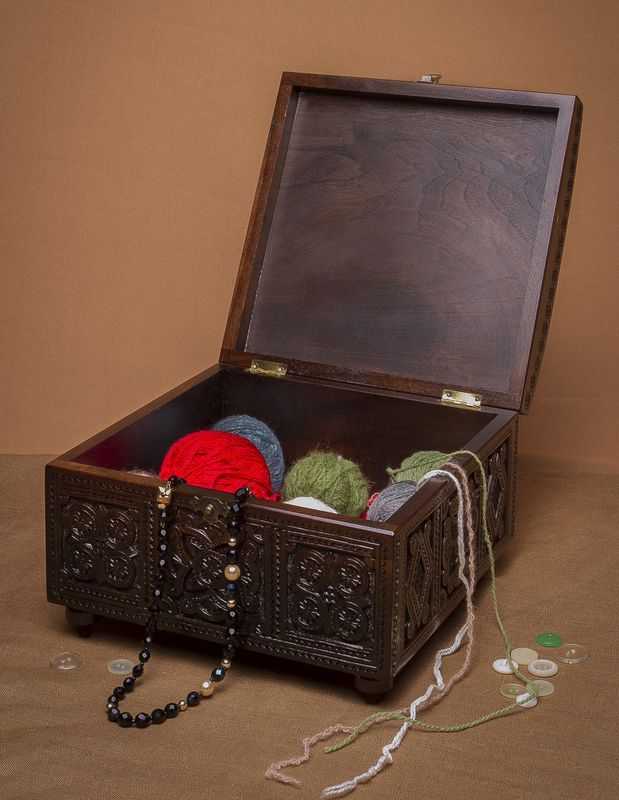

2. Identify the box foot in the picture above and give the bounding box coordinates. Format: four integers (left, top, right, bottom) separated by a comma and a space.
354, 675, 393, 703
65, 607, 97, 638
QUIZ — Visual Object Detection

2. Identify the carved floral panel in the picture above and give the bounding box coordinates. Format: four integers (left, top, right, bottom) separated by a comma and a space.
286, 546, 374, 647
61, 498, 140, 593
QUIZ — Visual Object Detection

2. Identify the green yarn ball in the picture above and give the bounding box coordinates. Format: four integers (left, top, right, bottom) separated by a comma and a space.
283, 451, 369, 517
386, 450, 449, 483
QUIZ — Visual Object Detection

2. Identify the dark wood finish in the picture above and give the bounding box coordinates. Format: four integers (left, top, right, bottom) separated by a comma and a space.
45, 73, 580, 698
221, 73, 581, 412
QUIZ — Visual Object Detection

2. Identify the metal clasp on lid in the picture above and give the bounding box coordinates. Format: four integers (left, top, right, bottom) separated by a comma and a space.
419, 74, 441, 84
441, 389, 482, 409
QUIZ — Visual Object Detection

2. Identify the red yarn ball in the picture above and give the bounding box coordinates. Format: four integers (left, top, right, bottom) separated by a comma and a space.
159, 430, 279, 501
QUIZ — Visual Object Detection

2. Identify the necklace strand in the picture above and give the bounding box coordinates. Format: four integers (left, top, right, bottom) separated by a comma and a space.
106, 479, 250, 728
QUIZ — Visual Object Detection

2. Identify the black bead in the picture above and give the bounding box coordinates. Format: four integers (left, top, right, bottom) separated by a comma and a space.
139, 649, 150, 664
153, 588, 162, 598
223, 643, 236, 659
159, 527, 167, 537
123, 676, 136, 692
211, 666, 226, 682
161, 510, 167, 518
134, 712, 151, 728
151, 708, 166, 724
113, 685, 126, 699
231, 502, 242, 513
107, 694, 120, 706
144, 634, 154, 646
227, 548, 238, 561
148, 603, 159, 614
159, 542, 167, 553
226, 609, 238, 624
164, 702, 179, 718
235, 486, 250, 500
118, 711, 133, 728
187, 691, 200, 707
132, 663, 144, 678
146, 618, 157, 634
158, 558, 166, 568
226, 626, 237, 638
226, 583, 237, 596
108, 706, 121, 723
227, 517, 240, 530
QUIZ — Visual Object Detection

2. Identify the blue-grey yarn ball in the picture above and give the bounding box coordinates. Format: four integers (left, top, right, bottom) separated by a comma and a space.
211, 415, 285, 492
367, 480, 419, 522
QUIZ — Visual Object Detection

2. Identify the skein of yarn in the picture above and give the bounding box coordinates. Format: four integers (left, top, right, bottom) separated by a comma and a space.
387, 450, 448, 483
159, 430, 279, 501
367, 481, 419, 522
285, 496, 337, 513
211, 415, 285, 492
283, 451, 369, 517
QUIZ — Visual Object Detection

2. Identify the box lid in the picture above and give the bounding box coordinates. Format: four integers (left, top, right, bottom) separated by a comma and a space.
220, 72, 581, 412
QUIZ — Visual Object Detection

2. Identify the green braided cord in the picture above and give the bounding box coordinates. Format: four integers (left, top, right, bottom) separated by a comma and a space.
325, 450, 536, 757
325, 701, 524, 753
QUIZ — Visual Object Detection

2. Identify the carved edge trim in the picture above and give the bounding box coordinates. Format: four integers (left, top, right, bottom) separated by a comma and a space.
523, 100, 582, 412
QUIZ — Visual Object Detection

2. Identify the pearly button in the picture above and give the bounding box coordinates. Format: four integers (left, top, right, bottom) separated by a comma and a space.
107, 658, 134, 676
529, 679, 555, 697
500, 683, 526, 699
516, 692, 538, 709
527, 658, 558, 677
492, 658, 519, 675
510, 647, 538, 665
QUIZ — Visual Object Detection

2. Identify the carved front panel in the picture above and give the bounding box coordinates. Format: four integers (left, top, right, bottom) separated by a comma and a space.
60, 496, 142, 601
161, 509, 265, 635
283, 531, 381, 665
403, 519, 434, 645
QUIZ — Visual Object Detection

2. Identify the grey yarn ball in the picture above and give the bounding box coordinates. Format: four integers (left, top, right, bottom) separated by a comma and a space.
211, 415, 285, 492
367, 480, 419, 522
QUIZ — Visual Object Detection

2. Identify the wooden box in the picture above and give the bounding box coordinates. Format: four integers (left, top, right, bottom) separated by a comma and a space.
46, 73, 581, 699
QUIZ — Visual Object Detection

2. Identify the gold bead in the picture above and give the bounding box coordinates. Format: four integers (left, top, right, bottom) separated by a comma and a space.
221, 658, 232, 670
200, 680, 215, 697
224, 563, 241, 581
226, 598, 236, 609
227, 537, 237, 548
179, 699, 188, 711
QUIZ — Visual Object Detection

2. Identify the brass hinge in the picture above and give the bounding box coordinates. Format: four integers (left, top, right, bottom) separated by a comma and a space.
441, 389, 482, 410
247, 359, 287, 378
419, 74, 441, 84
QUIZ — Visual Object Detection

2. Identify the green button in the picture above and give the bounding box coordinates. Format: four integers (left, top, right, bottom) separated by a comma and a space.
536, 632, 563, 647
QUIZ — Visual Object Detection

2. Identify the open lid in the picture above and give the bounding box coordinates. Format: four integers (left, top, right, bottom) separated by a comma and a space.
220, 73, 581, 412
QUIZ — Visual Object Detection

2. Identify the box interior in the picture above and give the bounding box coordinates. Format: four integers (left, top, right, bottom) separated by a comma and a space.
72, 368, 508, 493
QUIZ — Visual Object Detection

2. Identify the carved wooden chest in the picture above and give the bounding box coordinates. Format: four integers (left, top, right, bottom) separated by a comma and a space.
46, 73, 581, 699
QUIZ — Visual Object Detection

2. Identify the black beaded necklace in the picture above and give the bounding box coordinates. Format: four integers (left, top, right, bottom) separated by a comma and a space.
106, 478, 250, 728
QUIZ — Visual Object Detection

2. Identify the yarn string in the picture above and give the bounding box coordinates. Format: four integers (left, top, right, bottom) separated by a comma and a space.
320, 466, 479, 798
265, 463, 477, 791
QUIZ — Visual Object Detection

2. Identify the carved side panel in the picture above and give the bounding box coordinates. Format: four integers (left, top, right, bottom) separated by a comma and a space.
398, 433, 514, 664
59, 495, 143, 601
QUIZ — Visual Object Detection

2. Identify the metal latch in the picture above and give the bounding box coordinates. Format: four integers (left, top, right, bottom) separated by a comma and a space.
419, 74, 441, 84
441, 389, 482, 410
247, 359, 287, 378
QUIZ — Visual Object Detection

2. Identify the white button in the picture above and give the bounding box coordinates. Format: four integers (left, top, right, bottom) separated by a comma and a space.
492, 658, 519, 674
516, 692, 538, 708
527, 658, 559, 677
510, 647, 538, 665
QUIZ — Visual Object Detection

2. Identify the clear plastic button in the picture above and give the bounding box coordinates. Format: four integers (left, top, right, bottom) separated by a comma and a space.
49, 652, 82, 670
555, 643, 589, 664
500, 683, 526, 699
529, 679, 555, 697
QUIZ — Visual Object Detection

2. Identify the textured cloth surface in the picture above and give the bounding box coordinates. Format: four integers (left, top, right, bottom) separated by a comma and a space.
0, 456, 616, 800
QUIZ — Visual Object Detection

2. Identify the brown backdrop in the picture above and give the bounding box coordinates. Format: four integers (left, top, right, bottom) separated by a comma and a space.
1, 0, 617, 471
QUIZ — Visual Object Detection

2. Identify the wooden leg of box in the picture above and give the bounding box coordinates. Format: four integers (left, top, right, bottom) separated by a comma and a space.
354, 674, 393, 703
65, 607, 96, 638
